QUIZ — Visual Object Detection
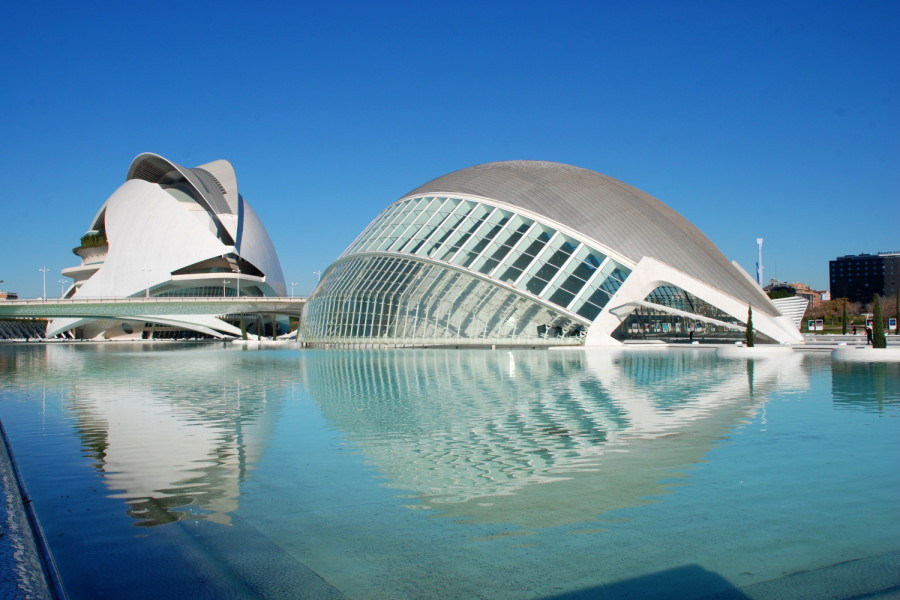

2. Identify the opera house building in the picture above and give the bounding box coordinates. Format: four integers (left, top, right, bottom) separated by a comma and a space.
50, 153, 286, 339
301, 161, 802, 347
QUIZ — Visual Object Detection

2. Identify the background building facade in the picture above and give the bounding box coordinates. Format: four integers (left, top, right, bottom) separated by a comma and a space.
829, 252, 900, 303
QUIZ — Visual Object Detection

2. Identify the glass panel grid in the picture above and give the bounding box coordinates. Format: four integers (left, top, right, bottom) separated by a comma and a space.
385, 198, 437, 253
331, 194, 638, 330
302, 255, 587, 345
521, 232, 574, 295
396, 196, 448, 253
455, 209, 510, 269
486, 218, 535, 278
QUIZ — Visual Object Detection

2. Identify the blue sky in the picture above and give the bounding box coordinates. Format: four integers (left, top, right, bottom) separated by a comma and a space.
1, 0, 897, 298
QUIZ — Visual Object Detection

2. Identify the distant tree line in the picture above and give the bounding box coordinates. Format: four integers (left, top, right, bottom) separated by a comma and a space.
802, 296, 898, 323
793, 293, 899, 337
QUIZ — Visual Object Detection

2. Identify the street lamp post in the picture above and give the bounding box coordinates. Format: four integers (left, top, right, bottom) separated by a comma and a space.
58, 280, 64, 298
39, 267, 49, 300
223, 280, 230, 298
290, 281, 298, 298
141, 267, 152, 298
756, 238, 764, 286
313, 270, 321, 282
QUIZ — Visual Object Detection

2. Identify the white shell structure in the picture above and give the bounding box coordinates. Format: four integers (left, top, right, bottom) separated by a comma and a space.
50, 153, 285, 339
302, 161, 802, 346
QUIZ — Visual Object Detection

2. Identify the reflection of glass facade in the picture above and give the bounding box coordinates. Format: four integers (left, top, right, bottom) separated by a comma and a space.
301, 348, 793, 525
304, 195, 631, 345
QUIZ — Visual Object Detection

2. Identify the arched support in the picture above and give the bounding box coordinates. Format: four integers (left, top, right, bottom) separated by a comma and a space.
585, 256, 803, 346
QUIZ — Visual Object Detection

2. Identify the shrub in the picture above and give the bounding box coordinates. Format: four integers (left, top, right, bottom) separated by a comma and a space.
872, 294, 886, 348
745, 305, 755, 347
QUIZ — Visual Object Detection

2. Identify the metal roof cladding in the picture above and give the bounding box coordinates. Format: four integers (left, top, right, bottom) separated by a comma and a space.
407, 161, 776, 316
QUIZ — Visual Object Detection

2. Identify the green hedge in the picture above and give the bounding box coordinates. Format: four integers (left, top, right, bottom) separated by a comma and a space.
72, 232, 108, 254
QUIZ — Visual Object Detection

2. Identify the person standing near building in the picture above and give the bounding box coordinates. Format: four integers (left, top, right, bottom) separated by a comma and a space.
866, 325, 873, 345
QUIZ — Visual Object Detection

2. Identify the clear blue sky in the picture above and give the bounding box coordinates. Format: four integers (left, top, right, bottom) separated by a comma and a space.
1, 0, 897, 298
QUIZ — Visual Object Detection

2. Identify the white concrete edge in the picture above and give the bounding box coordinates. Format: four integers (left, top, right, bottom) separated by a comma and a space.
585, 256, 802, 347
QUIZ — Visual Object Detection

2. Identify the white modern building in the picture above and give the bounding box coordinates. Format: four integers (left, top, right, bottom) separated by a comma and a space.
50, 153, 286, 339
302, 161, 802, 346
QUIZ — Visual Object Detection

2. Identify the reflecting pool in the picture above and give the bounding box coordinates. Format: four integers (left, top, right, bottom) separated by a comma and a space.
0, 344, 898, 599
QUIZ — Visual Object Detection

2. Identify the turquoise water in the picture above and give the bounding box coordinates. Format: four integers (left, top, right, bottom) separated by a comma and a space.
0, 344, 897, 599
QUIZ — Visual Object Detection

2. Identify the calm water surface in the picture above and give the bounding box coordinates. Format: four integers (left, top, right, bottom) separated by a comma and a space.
0, 343, 897, 599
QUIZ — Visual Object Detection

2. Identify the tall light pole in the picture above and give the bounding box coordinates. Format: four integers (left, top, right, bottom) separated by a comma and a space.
290, 281, 298, 298
39, 267, 49, 299
756, 238, 764, 285
236, 265, 240, 298
141, 267, 152, 298
223, 280, 230, 298
313, 270, 321, 282
58, 279, 64, 298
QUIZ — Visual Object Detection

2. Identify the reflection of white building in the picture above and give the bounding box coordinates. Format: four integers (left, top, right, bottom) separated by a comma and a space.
303, 161, 802, 346
44, 345, 281, 526
50, 153, 285, 339
305, 349, 808, 528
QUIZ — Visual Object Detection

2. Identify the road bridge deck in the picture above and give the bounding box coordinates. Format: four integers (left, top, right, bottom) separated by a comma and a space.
0, 297, 307, 319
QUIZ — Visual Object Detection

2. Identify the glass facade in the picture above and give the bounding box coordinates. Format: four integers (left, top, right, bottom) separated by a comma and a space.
613, 284, 773, 342
304, 195, 634, 346
302, 255, 586, 345
156, 285, 258, 298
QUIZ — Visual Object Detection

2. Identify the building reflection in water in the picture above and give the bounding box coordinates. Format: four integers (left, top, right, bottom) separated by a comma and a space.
9, 344, 824, 531
34, 344, 288, 527
303, 348, 810, 529
832, 360, 900, 413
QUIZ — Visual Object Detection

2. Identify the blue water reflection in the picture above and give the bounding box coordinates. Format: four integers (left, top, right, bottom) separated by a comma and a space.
1, 344, 294, 527
831, 360, 900, 412
303, 349, 809, 527
0, 344, 897, 600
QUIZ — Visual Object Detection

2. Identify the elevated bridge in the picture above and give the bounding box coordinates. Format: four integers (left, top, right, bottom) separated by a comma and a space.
0, 296, 307, 319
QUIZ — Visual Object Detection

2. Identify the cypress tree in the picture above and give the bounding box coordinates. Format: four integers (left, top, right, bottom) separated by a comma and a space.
745, 305, 755, 347
872, 294, 886, 349
842, 299, 848, 335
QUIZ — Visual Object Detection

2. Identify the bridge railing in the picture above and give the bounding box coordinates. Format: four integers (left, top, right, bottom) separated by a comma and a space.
1, 296, 307, 305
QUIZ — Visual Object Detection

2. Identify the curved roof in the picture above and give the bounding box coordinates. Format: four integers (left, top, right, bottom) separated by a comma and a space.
406, 160, 775, 314
80, 153, 285, 298
126, 153, 240, 243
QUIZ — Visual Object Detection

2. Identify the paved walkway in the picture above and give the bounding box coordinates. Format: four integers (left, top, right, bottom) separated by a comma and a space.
0, 421, 65, 599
